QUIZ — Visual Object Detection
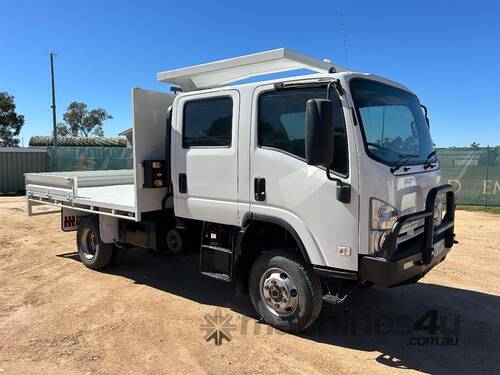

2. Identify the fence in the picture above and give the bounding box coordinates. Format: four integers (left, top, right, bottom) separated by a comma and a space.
1, 146, 499, 206
0, 148, 48, 194
0, 146, 133, 194
47, 147, 132, 171
437, 147, 500, 207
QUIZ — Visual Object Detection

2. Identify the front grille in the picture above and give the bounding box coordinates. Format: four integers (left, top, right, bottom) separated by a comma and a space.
397, 225, 424, 244
397, 215, 441, 244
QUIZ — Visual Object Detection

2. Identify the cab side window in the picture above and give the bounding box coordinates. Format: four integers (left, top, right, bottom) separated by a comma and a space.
258, 86, 348, 175
183, 97, 233, 148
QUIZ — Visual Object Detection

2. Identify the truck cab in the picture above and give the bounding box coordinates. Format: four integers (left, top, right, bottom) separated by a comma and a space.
25, 49, 455, 332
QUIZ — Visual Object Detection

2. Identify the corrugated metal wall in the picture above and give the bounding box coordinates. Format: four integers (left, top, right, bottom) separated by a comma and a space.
0, 148, 48, 194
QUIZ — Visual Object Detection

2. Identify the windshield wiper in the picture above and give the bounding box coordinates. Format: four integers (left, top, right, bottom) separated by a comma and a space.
390, 153, 419, 174
423, 150, 437, 169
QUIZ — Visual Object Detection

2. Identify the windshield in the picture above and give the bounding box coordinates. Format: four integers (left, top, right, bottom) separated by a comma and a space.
350, 78, 434, 166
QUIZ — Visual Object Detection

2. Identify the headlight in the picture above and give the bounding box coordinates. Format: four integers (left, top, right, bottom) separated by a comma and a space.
371, 198, 398, 230
369, 230, 390, 253
369, 198, 398, 254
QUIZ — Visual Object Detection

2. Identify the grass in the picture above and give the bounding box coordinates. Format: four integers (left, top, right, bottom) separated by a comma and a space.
456, 205, 500, 214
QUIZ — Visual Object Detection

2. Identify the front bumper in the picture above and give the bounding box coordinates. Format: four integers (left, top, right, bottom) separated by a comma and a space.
359, 184, 455, 288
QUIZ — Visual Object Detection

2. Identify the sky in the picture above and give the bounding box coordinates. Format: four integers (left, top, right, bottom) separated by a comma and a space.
1, 0, 499, 147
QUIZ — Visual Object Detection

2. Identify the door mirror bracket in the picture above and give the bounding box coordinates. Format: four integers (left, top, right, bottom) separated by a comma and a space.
421, 104, 430, 127
326, 169, 351, 204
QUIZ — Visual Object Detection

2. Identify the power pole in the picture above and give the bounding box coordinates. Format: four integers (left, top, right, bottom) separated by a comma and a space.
49, 52, 57, 147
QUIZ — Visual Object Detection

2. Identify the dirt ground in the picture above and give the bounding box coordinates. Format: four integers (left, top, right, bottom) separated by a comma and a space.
0, 196, 499, 375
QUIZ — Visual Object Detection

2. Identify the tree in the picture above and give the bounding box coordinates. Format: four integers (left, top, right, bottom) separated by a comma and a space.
57, 102, 112, 137
0, 92, 25, 147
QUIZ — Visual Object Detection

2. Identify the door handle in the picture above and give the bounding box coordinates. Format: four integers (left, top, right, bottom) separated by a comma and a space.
254, 177, 266, 201
179, 173, 187, 193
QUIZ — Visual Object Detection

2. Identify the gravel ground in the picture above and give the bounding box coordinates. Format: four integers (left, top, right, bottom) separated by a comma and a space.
0, 196, 499, 374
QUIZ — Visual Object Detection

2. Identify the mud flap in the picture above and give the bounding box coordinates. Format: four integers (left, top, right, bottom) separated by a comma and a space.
61, 208, 88, 232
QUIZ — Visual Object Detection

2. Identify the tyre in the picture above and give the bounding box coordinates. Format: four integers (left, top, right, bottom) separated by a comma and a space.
166, 227, 185, 254
76, 217, 113, 270
249, 249, 323, 333
110, 244, 129, 265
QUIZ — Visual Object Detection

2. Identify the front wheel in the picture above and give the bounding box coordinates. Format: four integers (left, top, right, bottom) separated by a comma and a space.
249, 249, 323, 333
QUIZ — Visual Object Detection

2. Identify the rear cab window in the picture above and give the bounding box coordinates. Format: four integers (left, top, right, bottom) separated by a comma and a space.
183, 97, 233, 148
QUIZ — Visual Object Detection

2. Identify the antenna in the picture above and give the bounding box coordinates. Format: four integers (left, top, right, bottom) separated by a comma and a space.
340, 13, 350, 71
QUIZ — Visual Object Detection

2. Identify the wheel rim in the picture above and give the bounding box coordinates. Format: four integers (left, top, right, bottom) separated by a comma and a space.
259, 267, 299, 317
81, 228, 97, 260
167, 229, 182, 253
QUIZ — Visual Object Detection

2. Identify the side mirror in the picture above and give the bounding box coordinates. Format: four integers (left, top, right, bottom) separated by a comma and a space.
305, 99, 334, 166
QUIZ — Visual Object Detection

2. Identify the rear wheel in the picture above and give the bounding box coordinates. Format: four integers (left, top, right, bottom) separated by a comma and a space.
76, 217, 113, 270
249, 249, 323, 333
166, 227, 185, 254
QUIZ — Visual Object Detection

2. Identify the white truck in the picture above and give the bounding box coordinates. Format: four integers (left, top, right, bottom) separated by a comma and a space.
25, 48, 455, 332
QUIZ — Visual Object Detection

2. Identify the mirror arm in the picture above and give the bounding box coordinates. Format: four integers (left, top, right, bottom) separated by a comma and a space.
327, 80, 345, 99
421, 104, 430, 128
324, 81, 349, 203
326, 167, 351, 204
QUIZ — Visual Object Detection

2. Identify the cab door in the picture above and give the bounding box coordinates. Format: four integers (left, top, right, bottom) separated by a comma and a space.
249, 84, 359, 270
172, 90, 240, 225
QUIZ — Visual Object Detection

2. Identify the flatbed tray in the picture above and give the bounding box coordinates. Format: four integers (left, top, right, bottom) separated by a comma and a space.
25, 170, 136, 220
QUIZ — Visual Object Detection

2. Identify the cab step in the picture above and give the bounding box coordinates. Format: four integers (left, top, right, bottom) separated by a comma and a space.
199, 222, 238, 281
200, 272, 231, 283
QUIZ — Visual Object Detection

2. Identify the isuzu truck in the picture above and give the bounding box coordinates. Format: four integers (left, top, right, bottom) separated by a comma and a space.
25, 48, 455, 332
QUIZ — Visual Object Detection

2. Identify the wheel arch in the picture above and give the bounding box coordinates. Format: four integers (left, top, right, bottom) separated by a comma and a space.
239, 213, 311, 264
